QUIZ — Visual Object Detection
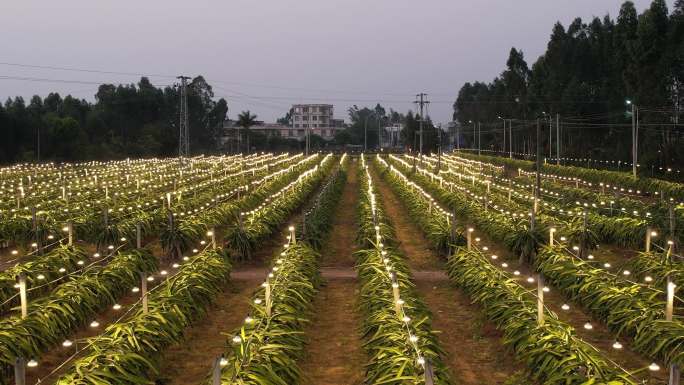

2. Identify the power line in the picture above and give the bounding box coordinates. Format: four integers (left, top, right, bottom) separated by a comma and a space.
0, 62, 176, 79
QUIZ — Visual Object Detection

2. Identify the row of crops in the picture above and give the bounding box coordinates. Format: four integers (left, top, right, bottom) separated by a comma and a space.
379, 152, 684, 384
1, 150, 683, 384
0, 153, 339, 385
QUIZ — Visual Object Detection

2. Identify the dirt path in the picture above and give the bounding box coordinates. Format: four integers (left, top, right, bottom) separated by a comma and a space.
154, 170, 334, 384
373, 168, 528, 385
154, 222, 296, 385
406, 167, 668, 384
154, 278, 259, 385
300, 164, 366, 385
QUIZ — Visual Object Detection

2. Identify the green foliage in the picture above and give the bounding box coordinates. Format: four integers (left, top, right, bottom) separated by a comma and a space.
54, 249, 230, 385
1, 76, 228, 163
216, 157, 346, 384
225, 155, 334, 261
535, 245, 684, 367
356, 158, 453, 385
300, 159, 348, 250
218, 243, 319, 384
0, 249, 158, 382
0, 244, 86, 313
373, 157, 462, 255
447, 247, 634, 385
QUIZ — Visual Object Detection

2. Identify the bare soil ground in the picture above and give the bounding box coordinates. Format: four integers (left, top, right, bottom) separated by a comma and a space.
299, 164, 366, 385
420, 177, 669, 384
373, 169, 528, 385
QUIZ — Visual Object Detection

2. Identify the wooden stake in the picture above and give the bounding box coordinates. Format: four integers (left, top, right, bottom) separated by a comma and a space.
390, 272, 401, 318
67, 222, 73, 246
211, 356, 223, 385
141, 272, 148, 314
537, 274, 545, 326
466, 229, 473, 251
265, 280, 272, 317
424, 358, 435, 385
136, 223, 142, 249
14, 357, 25, 385
18, 274, 27, 318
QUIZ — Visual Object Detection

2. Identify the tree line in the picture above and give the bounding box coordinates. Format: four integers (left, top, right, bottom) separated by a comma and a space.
453, 0, 684, 169
0, 76, 227, 163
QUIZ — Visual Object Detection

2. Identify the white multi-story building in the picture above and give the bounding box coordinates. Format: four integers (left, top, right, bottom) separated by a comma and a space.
291, 104, 341, 140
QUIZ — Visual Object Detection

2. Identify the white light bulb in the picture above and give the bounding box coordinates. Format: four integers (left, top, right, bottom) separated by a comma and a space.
561, 304, 570, 311
113, 304, 122, 310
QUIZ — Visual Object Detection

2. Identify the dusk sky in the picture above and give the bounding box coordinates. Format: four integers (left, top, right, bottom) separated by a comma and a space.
0, 0, 669, 125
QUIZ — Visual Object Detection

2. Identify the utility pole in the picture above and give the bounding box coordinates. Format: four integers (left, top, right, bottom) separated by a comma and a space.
414, 93, 429, 155
177, 76, 191, 160
478, 122, 481, 155
629, 101, 638, 178
36, 126, 40, 163
556, 114, 560, 165
509, 119, 513, 159
456, 124, 460, 150
502, 118, 506, 154
437, 124, 442, 171
305, 124, 310, 156
548, 115, 552, 160
534, 118, 541, 218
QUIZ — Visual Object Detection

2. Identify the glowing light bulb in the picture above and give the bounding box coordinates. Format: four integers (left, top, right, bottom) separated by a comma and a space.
583, 322, 593, 330
612, 341, 623, 349
62, 340, 73, 347
561, 304, 570, 311
113, 304, 122, 310
90, 320, 100, 328
649, 363, 660, 371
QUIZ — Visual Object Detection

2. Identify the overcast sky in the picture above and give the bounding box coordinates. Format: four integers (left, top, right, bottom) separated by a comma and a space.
0, 0, 668, 125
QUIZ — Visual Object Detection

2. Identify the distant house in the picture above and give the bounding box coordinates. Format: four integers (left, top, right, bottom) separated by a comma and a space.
291, 104, 344, 141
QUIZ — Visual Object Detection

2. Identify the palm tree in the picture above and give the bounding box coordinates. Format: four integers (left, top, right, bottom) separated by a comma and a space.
237, 110, 258, 153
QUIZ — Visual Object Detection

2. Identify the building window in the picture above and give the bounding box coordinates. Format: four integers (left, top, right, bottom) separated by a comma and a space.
302, 116, 308, 121
303, 107, 309, 113
312, 115, 317, 121
295, 124, 300, 128
297, 129, 304, 137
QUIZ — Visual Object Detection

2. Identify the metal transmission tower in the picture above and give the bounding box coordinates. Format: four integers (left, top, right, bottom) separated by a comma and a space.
177, 76, 191, 159
414, 93, 429, 154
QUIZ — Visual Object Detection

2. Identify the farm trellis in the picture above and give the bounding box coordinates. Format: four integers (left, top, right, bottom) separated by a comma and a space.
0, 151, 681, 385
